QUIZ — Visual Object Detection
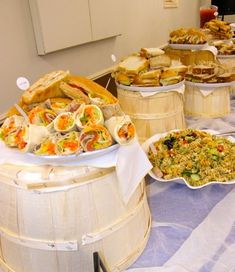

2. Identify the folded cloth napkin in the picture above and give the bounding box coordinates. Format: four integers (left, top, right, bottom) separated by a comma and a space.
0, 139, 152, 203
116, 139, 152, 203
199, 88, 214, 96
201, 45, 218, 56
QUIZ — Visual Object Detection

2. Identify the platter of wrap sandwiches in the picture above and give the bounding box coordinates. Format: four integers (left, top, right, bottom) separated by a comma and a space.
0, 71, 136, 161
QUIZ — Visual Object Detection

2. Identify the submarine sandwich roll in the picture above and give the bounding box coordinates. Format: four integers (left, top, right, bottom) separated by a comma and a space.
62, 75, 118, 105
21, 70, 70, 105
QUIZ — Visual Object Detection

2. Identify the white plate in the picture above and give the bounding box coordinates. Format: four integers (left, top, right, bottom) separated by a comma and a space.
230, 23, 235, 31
217, 54, 235, 59
185, 80, 234, 89
28, 144, 119, 162
142, 129, 235, 189
116, 80, 184, 92
168, 43, 208, 50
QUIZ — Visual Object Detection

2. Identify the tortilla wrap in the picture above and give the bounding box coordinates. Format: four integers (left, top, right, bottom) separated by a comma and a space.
18, 124, 50, 152
80, 124, 113, 151
55, 131, 82, 155
75, 104, 104, 129
53, 112, 76, 132
105, 115, 136, 145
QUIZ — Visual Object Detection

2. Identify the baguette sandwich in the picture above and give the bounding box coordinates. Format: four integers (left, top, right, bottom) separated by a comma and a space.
21, 70, 70, 105
63, 75, 121, 120
62, 75, 118, 105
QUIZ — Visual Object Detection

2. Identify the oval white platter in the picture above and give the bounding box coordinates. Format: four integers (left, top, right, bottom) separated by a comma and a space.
168, 43, 208, 50
217, 54, 235, 59
142, 129, 235, 189
116, 80, 184, 93
28, 144, 119, 162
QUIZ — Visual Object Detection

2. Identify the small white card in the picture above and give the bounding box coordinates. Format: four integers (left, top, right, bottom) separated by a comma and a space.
16, 77, 30, 91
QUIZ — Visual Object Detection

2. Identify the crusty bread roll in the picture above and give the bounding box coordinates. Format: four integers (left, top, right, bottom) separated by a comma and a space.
65, 75, 118, 104
59, 81, 90, 104
21, 70, 70, 105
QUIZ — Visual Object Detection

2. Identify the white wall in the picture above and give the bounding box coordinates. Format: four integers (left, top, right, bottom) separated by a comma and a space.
0, 0, 201, 112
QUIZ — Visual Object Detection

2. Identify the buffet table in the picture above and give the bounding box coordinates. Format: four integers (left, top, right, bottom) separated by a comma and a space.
127, 94, 235, 272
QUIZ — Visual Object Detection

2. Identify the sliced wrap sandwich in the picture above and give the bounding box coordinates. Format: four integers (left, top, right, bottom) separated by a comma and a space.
16, 124, 49, 152
105, 115, 136, 145
80, 124, 113, 151
0, 115, 26, 147
55, 131, 82, 155
28, 106, 57, 126
34, 135, 57, 155
53, 112, 76, 132
45, 98, 72, 114
75, 104, 104, 129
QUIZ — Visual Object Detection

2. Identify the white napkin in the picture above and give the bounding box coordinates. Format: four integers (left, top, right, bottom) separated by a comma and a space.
201, 45, 218, 56
140, 83, 185, 97
0, 140, 152, 203
199, 88, 214, 96
116, 139, 152, 203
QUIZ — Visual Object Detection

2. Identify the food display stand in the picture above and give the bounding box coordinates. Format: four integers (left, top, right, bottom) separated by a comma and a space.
184, 81, 231, 117
0, 71, 153, 272
0, 153, 151, 272
117, 82, 185, 143
217, 55, 235, 96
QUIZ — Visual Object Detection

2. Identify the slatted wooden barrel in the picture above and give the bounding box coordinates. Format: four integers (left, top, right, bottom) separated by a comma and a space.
117, 83, 186, 143
184, 81, 231, 117
218, 55, 235, 96
0, 164, 151, 272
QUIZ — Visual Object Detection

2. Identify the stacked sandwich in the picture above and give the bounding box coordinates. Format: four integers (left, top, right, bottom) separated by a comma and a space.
204, 19, 234, 40
185, 63, 235, 83
209, 40, 235, 55
169, 28, 207, 44
114, 48, 187, 87
0, 71, 137, 156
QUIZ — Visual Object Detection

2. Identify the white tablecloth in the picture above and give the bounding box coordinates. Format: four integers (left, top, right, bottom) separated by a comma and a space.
127, 95, 235, 272
0, 138, 152, 204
